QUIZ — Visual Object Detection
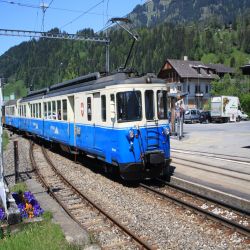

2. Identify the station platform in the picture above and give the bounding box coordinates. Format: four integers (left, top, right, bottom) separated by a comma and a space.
169, 121, 250, 212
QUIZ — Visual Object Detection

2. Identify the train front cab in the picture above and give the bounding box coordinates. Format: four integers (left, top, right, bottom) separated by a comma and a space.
110, 86, 171, 180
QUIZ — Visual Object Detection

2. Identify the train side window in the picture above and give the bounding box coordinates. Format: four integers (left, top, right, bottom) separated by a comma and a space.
87, 97, 92, 121
62, 99, 67, 121
52, 101, 56, 119
101, 95, 106, 122
35, 103, 38, 118
145, 90, 154, 120
32, 104, 35, 118
24, 105, 26, 117
44, 102, 47, 119
30, 105, 33, 118
48, 102, 52, 119
57, 100, 61, 120
39, 103, 41, 118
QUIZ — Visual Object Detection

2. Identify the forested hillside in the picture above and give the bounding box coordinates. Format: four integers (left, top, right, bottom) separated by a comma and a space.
129, 0, 250, 28
1, 10, 250, 92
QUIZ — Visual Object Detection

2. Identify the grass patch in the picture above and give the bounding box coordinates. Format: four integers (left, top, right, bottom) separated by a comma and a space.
3, 131, 9, 151
0, 215, 82, 250
10, 182, 27, 194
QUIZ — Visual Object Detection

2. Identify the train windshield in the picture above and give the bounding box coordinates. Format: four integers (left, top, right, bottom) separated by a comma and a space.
157, 90, 168, 120
117, 91, 142, 122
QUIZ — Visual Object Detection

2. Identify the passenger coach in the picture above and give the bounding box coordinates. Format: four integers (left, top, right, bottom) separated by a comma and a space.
4, 71, 171, 180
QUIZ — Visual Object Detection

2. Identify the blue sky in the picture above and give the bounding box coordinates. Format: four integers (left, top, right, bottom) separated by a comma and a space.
0, 0, 145, 55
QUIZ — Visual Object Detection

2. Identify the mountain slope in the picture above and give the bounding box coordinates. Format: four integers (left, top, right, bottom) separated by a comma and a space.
129, 0, 250, 27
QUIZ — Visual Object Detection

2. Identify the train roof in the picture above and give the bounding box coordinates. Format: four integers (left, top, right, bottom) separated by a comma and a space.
19, 71, 166, 102
46, 72, 166, 98
3, 99, 18, 106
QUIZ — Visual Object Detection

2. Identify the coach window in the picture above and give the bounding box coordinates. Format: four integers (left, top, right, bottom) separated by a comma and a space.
157, 90, 167, 120
52, 101, 56, 119
35, 103, 38, 118
87, 97, 92, 121
33, 104, 35, 118
145, 90, 154, 120
57, 100, 61, 120
39, 103, 41, 118
43, 103, 47, 119
48, 102, 52, 119
101, 95, 106, 122
24, 105, 26, 117
62, 99, 67, 121
30, 105, 32, 117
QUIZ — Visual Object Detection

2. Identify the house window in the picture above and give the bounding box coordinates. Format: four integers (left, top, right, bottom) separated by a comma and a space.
206, 85, 209, 93
188, 85, 190, 93
177, 85, 182, 91
195, 85, 201, 93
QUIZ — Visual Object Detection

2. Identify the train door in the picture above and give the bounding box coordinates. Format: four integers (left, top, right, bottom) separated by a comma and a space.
68, 95, 75, 146
93, 92, 101, 150
86, 94, 94, 149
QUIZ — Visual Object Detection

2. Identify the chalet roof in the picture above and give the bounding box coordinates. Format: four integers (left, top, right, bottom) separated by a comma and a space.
159, 59, 217, 79
240, 64, 250, 75
207, 63, 234, 74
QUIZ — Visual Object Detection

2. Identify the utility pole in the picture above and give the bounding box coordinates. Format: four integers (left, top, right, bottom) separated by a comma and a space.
0, 77, 7, 212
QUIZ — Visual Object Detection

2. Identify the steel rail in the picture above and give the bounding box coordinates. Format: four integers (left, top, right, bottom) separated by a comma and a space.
156, 178, 250, 216
172, 159, 250, 182
172, 155, 250, 176
139, 183, 250, 237
30, 142, 155, 250
171, 148, 250, 163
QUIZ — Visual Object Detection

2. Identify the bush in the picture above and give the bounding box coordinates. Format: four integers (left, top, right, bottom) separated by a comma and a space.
240, 93, 250, 115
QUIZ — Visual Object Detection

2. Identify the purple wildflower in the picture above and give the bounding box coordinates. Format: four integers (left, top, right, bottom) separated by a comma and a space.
0, 208, 5, 220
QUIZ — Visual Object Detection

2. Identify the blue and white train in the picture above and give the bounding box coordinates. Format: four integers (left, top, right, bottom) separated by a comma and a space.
4, 71, 171, 180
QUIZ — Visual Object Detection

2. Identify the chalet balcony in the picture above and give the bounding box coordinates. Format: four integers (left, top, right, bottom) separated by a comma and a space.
195, 91, 204, 97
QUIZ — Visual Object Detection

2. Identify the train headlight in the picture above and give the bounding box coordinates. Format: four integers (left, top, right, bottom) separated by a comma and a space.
128, 129, 135, 140
163, 127, 170, 136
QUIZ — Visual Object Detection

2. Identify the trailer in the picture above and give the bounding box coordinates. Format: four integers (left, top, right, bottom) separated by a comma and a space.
211, 96, 239, 122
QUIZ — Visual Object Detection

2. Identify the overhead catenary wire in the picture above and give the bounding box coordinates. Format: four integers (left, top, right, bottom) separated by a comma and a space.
60, 0, 104, 29
0, 0, 104, 14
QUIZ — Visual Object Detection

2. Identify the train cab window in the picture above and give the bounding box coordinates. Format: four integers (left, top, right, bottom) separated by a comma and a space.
157, 90, 167, 120
57, 100, 61, 120
87, 97, 92, 121
145, 90, 154, 120
48, 102, 52, 119
62, 99, 67, 121
116, 91, 142, 122
44, 103, 47, 119
101, 95, 106, 122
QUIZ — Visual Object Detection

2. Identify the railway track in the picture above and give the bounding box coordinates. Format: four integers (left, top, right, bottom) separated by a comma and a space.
171, 157, 250, 182
139, 181, 250, 238
171, 148, 250, 164
29, 141, 156, 250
